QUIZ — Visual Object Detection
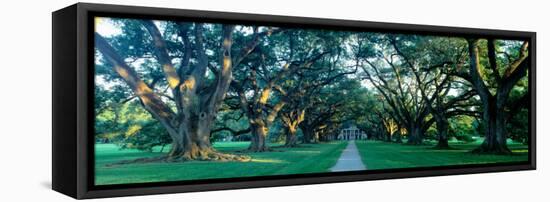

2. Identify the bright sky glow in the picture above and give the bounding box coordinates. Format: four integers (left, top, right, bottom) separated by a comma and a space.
95, 17, 121, 37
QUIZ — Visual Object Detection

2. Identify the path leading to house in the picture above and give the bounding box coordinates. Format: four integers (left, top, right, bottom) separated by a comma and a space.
330, 141, 367, 172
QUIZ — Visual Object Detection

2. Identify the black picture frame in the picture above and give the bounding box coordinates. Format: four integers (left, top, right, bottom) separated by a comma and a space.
52, 3, 536, 199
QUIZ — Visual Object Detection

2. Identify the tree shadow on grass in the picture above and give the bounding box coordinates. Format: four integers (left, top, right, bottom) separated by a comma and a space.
271, 144, 313, 149
234, 148, 284, 153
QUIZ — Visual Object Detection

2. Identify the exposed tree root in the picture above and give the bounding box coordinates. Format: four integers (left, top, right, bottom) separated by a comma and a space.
105, 156, 170, 167
179, 150, 251, 162
105, 151, 250, 167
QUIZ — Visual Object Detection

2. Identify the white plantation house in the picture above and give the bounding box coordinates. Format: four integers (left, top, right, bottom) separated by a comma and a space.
337, 124, 367, 140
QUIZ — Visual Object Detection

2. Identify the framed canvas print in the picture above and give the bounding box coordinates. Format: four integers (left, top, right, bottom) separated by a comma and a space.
52, 3, 536, 199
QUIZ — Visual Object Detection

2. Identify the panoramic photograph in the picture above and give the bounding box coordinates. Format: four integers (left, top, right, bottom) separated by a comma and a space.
93, 16, 530, 186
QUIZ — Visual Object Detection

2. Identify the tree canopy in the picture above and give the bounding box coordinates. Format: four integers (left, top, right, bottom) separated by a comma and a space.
94, 16, 530, 163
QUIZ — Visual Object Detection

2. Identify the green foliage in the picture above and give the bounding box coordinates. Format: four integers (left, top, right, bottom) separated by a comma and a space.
424, 127, 438, 140
94, 16, 529, 158
95, 100, 171, 152
507, 108, 529, 144
449, 116, 476, 142
473, 118, 486, 137
212, 109, 251, 142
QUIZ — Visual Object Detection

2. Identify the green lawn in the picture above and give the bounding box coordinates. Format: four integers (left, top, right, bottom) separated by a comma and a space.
95, 139, 529, 185
355, 140, 529, 170
95, 141, 348, 185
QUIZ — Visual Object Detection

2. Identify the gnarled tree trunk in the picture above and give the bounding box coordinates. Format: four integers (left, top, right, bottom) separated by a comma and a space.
466, 39, 529, 154
243, 101, 285, 152
282, 109, 305, 147
248, 121, 270, 152
434, 116, 450, 149
284, 127, 299, 147
233, 52, 327, 152
95, 23, 253, 162
407, 126, 423, 145
300, 126, 314, 143
312, 131, 320, 143
474, 96, 510, 153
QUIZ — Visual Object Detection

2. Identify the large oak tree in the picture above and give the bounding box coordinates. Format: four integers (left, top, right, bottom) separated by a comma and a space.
95, 20, 273, 161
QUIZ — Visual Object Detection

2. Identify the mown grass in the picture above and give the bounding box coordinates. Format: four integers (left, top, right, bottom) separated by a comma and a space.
355, 140, 529, 170
95, 141, 348, 185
